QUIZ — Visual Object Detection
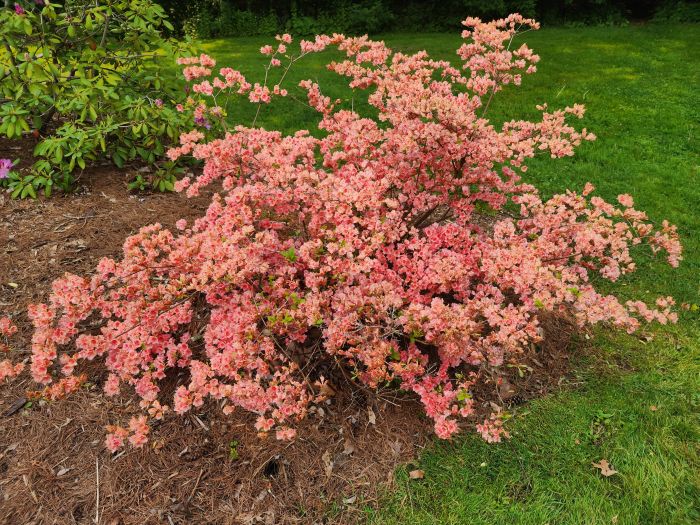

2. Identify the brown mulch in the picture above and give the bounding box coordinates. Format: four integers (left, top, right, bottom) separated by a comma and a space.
0, 140, 580, 525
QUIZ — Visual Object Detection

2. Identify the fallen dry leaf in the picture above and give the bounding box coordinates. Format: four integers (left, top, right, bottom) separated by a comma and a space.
342, 439, 355, 455
408, 469, 425, 480
389, 439, 402, 456
322, 450, 333, 478
100, 192, 117, 203
649, 405, 658, 412
319, 381, 336, 398
592, 459, 618, 477
367, 407, 376, 425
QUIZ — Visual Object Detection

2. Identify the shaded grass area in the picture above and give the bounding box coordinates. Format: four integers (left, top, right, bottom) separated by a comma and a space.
197, 24, 700, 524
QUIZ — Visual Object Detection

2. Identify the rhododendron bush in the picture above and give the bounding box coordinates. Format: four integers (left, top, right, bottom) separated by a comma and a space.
0, 0, 191, 197
6, 15, 683, 449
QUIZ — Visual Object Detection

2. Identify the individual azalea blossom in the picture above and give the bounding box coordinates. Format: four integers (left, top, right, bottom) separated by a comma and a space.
20, 15, 682, 451
192, 80, 214, 96
105, 425, 129, 452
128, 415, 150, 447
617, 194, 634, 207
276, 427, 297, 440
476, 415, 510, 443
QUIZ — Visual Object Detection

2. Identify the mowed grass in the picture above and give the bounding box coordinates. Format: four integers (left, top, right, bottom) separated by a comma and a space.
197, 24, 700, 525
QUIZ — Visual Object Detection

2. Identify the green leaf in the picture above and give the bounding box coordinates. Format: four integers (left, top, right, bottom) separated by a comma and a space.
21, 184, 36, 199
228, 439, 239, 460
456, 390, 472, 402
281, 247, 297, 263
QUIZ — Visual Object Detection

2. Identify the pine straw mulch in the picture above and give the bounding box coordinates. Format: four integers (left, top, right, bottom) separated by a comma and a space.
0, 139, 581, 524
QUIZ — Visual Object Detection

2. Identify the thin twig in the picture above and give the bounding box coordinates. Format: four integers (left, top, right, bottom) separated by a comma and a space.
186, 468, 204, 504
94, 457, 100, 524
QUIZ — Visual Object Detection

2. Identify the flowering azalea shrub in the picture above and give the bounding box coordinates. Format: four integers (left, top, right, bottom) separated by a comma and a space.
0, 0, 191, 196
9, 15, 682, 449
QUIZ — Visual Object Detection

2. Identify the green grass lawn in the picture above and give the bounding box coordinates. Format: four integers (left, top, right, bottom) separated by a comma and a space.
198, 23, 700, 524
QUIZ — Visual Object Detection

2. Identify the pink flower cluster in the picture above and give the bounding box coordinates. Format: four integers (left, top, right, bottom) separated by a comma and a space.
458, 14, 541, 95
0, 317, 23, 383
105, 415, 150, 452
172, 33, 339, 139
0, 317, 17, 337
23, 16, 682, 450
177, 54, 216, 82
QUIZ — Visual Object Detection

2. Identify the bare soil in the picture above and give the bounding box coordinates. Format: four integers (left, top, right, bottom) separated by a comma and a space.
0, 139, 578, 524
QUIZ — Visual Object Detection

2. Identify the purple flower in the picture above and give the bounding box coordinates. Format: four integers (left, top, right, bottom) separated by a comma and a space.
194, 116, 211, 129
154, 98, 163, 108
14, 3, 25, 15
0, 159, 14, 179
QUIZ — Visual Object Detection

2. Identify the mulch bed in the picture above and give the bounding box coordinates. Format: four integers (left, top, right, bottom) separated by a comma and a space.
0, 139, 579, 524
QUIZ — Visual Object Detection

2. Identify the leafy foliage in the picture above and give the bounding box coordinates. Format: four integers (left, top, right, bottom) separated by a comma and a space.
158, 0, 681, 38
0, 0, 190, 196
